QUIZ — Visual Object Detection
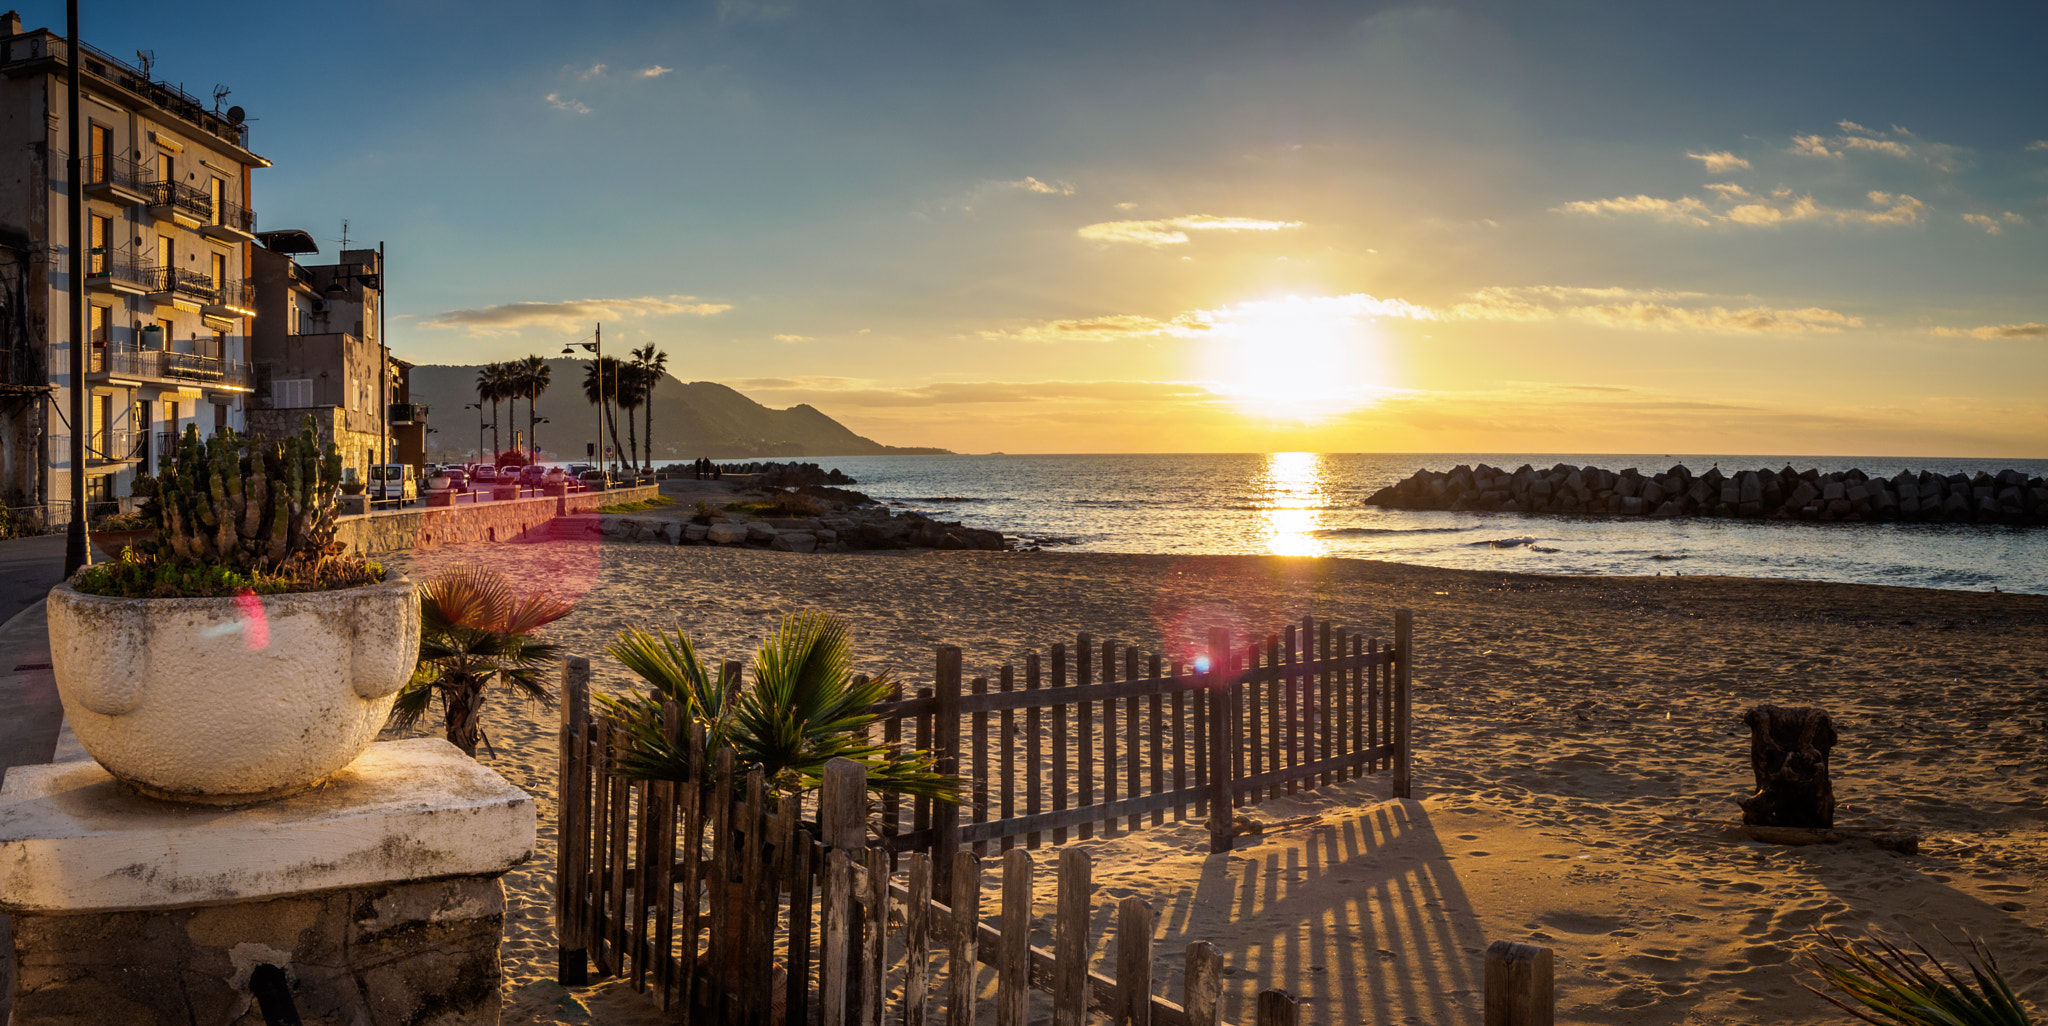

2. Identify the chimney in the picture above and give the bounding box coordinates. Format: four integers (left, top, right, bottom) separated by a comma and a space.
0, 11, 23, 36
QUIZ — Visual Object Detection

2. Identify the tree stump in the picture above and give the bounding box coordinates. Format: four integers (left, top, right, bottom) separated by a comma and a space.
1737, 705, 1836, 828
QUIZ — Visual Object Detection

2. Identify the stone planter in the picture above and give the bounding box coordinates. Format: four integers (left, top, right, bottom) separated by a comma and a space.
44, 578, 420, 804
88, 527, 152, 562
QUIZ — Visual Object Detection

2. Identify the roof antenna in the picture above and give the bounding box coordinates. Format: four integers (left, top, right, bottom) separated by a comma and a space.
134, 49, 154, 78
211, 84, 231, 112
338, 218, 351, 253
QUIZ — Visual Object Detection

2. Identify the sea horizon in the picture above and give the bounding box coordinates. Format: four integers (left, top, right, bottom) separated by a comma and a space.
750, 451, 2048, 595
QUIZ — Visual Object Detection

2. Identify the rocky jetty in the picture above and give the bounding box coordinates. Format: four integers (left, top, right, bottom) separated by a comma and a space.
1366, 463, 2048, 525
715, 461, 860, 488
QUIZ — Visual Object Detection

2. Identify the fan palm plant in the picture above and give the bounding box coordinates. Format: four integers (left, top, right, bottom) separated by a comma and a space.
1804, 928, 2033, 1026
392, 565, 579, 757
631, 343, 667, 471
598, 610, 957, 800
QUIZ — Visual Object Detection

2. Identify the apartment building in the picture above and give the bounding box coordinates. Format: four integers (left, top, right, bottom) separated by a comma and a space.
0, 12, 264, 513
248, 237, 410, 480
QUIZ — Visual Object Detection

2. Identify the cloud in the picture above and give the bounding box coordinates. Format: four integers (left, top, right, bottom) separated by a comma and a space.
1552, 195, 1711, 226
569, 63, 608, 80
731, 376, 1219, 408
2028, 140, 2048, 152
422, 296, 730, 336
545, 93, 592, 114
1114, 201, 1138, 211
771, 333, 815, 342
1569, 303, 1862, 334
1000, 176, 1076, 196
1790, 134, 1836, 158
1931, 322, 2048, 340
1687, 151, 1751, 174
978, 313, 1178, 343
1562, 189, 1924, 228
1076, 214, 1303, 246
1839, 135, 1912, 158
639, 65, 673, 78
1963, 212, 2027, 234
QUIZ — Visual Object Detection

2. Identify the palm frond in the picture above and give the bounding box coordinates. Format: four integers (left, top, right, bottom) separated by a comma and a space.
1803, 928, 2035, 1026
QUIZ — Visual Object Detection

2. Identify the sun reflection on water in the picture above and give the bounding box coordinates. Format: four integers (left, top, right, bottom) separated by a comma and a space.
1261, 451, 1327, 556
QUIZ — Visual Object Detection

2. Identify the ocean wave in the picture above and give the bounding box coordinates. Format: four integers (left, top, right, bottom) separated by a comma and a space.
1312, 526, 1476, 537
1650, 553, 1688, 561
1530, 545, 1561, 553
904, 496, 983, 502
1467, 536, 1539, 549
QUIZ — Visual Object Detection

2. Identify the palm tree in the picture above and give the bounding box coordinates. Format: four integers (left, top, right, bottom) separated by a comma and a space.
632, 343, 668, 471
615, 363, 645, 476
520, 354, 551, 459
598, 610, 957, 800
476, 361, 512, 460
581, 356, 629, 474
391, 565, 578, 757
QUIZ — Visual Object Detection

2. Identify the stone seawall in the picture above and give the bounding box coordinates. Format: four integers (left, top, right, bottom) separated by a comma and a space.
1366, 463, 2047, 525
334, 485, 662, 556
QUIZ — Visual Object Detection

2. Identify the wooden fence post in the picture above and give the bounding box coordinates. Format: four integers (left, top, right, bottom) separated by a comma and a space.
1183, 942, 1222, 1026
820, 758, 868, 1026
1205, 627, 1234, 854
935, 646, 963, 897
997, 849, 1032, 1026
1484, 941, 1554, 1026
949, 851, 982, 1026
556, 656, 592, 986
1394, 610, 1413, 800
1116, 897, 1152, 1026
1255, 989, 1299, 1026
1053, 848, 1092, 1026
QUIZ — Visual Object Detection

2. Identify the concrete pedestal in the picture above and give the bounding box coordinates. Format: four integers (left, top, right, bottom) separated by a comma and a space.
0, 738, 535, 1025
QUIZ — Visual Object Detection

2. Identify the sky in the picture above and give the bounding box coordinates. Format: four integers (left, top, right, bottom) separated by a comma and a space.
44, 1, 2048, 456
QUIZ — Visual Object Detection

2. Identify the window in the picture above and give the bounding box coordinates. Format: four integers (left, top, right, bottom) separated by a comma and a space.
88, 214, 110, 274
88, 306, 108, 371
158, 318, 175, 352
157, 235, 173, 277
213, 402, 227, 434
210, 251, 226, 289
208, 178, 223, 225
348, 377, 359, 411
88, 123, 112, 182
165, 400, 181, 445
273, 379, 313, 409
91, 393, 107, 457
212, 330, 228, 361
156, 153, 173, 187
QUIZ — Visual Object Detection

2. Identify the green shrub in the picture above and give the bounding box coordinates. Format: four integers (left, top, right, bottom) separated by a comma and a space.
1805, 928, 2034, 1026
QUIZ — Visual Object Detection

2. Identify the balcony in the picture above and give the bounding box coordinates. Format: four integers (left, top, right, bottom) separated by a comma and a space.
146, 180, 210, 229
83, 154, 154, 206
89, 345, 252, 391
85, 426, 142, 466
84, 256, 155, 296
388, 402, 429, 425
199, 196, 257, 243
200, 278, 258, 320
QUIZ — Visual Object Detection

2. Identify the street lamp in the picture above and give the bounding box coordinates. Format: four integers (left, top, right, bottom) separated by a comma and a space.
463, 403, 485, 463
562, 322, 610, 483
532, 417, 549, 462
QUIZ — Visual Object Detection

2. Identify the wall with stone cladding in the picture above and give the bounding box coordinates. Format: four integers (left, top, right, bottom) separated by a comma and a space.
7, 874, 504, 1025
333, 485, 660, 556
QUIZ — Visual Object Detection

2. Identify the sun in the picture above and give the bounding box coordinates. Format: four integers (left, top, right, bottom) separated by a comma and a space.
1192, 295, 1391, 421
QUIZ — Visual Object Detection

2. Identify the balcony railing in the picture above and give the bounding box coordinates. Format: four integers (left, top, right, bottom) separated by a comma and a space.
85, 426, 139, 465
201, 196, 257, 241
90, 346, 251, 389
83, 154, 155, 204
84, 256, 157, 294
148, 180, 212, 227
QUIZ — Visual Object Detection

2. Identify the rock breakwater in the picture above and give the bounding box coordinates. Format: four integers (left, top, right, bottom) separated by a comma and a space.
1366, 463, 2048, 525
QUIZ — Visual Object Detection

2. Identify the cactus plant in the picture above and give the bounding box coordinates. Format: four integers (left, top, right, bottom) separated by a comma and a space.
74, 417, 384, 597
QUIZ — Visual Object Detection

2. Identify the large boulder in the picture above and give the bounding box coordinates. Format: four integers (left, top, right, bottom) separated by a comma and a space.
706, 522, 749, 545
771, 532, 818, 553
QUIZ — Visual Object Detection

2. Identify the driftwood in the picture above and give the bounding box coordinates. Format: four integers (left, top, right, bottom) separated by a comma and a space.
1738, 704, 1836, 828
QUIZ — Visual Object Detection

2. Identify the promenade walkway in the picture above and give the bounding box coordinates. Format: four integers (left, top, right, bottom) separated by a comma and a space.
0, 535, 65, 783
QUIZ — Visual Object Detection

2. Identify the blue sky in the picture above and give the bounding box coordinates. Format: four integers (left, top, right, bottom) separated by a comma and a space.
44, 1, 2048, 454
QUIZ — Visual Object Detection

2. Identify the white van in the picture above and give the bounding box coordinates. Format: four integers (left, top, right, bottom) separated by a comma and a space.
370, 464, 417, 505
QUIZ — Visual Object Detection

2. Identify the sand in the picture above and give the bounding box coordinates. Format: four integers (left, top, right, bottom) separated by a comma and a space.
381, 541, 2048, 1026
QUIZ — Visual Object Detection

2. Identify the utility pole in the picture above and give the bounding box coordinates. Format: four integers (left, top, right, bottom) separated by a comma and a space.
62, 0, 87, 575
377, 240, 386, 504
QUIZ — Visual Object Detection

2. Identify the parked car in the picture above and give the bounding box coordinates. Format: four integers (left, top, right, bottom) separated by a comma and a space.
471, 465, 498, 486
568, 463, 593, 476
519, 465, 549, 487
369, 464, 417, 505
442, 467, 468, 492
580, 470, 610, 491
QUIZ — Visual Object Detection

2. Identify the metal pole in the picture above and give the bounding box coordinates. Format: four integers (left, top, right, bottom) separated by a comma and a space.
594, 322, 604, 480
63, 0, 87, 575
377, 241, 386, 503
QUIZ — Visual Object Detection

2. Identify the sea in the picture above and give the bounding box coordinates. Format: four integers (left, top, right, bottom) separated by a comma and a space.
798, 453, 2048, 595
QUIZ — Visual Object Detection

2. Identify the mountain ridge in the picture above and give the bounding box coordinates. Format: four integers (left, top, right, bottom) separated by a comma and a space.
404, 359, 949, 461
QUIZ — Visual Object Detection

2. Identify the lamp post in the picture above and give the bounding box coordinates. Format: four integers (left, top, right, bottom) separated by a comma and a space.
561, 322, 607, 485
463, 403, 484, 463
532, 417, 548, 462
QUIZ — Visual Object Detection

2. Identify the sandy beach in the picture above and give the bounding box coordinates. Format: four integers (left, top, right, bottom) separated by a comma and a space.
384, 541, 2048, 1026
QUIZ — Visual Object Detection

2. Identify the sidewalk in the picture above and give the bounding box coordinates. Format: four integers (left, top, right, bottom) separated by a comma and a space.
0, 536, 65, 784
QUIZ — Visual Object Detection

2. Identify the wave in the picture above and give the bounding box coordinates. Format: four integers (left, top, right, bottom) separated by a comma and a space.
904, 496, 984, 502
1310, 526, 1476, 537
1466, 536, 1539, 549
1650, 552, 1688, 561
1530, 545, 1561, 553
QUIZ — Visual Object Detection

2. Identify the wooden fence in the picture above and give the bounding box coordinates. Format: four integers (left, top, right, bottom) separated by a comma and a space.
554, 612, 1424, 1023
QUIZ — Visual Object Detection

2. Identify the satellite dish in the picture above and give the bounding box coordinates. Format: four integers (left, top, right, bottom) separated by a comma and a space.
226, 106, 245, 125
